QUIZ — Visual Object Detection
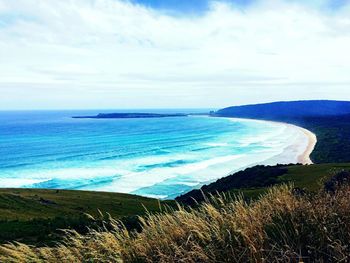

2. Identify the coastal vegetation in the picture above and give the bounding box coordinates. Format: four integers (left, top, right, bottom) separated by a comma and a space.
300, 114, 350, 163
2, 177, 350, 262
177, 163, 350, 204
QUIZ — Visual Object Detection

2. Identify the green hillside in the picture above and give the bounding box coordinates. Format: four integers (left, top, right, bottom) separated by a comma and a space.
0, 189, 174, 245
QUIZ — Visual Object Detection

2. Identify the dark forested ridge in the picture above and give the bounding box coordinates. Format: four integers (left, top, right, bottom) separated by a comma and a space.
215, 100, 350, 119
176, 163, 350, 206
213, 100, 350, 164
176, 165, 291, 205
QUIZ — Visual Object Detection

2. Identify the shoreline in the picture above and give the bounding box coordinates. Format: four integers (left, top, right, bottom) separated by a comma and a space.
218, 117, 317, 165
296, 126, 317, 165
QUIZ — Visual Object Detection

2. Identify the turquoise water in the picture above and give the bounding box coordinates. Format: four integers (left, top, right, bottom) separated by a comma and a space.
0, 110, 307, 199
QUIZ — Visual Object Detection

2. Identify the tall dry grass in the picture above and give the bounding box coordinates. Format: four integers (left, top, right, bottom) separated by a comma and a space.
1, 184, 350, 262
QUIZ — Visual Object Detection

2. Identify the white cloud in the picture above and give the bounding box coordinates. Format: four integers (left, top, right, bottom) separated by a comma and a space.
0, 0, 350, 109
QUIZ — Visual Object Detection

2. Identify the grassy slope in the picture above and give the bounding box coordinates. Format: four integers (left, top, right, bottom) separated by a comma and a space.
278, 163, 350, 191
0, 189, 174, 245
0, 188, 168, 221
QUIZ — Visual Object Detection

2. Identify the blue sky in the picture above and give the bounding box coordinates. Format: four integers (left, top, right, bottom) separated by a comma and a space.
131, 0, 348, 11
0, 0, 350, 109
130, 0, 254, 13
131, 0, 346, 13
132, 0, 212, 13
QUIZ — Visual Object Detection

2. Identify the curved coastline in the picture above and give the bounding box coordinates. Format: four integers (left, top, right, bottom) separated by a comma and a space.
295, 125, 317, 165
219, 117, 317, 165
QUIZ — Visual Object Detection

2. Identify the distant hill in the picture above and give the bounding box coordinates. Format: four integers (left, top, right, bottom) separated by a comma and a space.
215, 100, 350, 120
214, 100, 350, 164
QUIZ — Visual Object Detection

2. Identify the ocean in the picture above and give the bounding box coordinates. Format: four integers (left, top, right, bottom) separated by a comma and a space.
0, 110, 309, 199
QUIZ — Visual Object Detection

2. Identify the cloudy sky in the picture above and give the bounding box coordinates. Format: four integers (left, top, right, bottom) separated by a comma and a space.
0, 0, 349, 110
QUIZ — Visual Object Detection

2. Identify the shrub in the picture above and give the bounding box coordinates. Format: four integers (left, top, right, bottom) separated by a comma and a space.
324, 170, 350, 193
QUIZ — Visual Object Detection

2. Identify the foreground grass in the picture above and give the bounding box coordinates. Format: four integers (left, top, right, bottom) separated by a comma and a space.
1, 183, 350, 262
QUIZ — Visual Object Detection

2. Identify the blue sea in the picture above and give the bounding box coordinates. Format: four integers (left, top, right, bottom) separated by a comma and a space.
0, 110, 308, 199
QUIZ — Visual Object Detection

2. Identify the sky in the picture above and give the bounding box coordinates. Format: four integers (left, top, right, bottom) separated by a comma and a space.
0, 0, 350, 110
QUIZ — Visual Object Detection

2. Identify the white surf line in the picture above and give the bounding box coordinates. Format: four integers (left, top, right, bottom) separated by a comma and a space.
216, 116, 317, 165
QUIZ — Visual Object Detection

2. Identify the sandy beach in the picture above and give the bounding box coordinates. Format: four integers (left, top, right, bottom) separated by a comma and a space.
222, 117, 318, 166
274, 122, 317, 165
296, 126, 317, 164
